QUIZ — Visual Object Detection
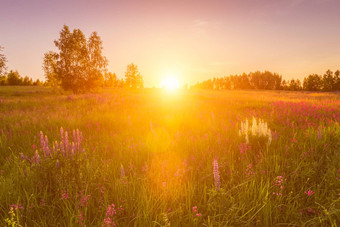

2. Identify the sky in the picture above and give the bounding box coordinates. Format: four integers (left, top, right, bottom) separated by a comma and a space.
1, 0, 340, 87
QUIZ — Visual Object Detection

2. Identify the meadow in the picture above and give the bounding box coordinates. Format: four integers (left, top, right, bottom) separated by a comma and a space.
0, 87, 339, 226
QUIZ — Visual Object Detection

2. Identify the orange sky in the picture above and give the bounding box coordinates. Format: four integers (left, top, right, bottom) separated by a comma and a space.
1, 0, 340, 87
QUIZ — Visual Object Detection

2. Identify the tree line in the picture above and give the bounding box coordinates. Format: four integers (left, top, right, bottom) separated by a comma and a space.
0, 46, 43, 86
1, 25, 340, 93
190, 70, 340, 91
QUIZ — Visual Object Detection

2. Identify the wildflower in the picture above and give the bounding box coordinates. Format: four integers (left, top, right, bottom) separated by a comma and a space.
245, 163, 255, 178
77, 211, 84, 226
78, 193, 91, 207
304, 190, 314, 196
273, 176, 285, 196
40, 199, 46, 206
61, 190, 69, 200
239, 143, 251, 154
103, 204, 117, 227
307, 207, 315, 214
10, 204, 24, 211
192, 206, 202, 217
33, 150, 41, 164
239, 117, 272, 145
213, 158, 220, 190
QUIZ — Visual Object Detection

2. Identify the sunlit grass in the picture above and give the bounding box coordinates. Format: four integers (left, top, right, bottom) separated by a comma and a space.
0, 87, 339, 226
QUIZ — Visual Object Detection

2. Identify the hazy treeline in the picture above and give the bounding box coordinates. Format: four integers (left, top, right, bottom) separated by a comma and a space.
2, 29, 340, 92
0, 46, 43, 86
0, 70, 44, 86
191, 70, 340, 91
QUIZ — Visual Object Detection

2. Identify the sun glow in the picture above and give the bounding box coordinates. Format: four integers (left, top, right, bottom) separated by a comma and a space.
160, 76, 180, 91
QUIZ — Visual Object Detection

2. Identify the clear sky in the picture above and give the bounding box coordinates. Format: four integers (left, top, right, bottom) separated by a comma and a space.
1, 0, 340, 87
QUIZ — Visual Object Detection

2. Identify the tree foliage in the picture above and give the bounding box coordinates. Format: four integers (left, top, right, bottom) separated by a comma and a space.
7, 70, 22, 85
192, 71, 282, 90
0, 45, 7, 77
43, 51, 59, 86
5, 70, 35, 86
303, 74, 323, 91
104, 72, 125, 88
43, 25, 108, 93
192, 69, 340, 92
124, 63, 144, 88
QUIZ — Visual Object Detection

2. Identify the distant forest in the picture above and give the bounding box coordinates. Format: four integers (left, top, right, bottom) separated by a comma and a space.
190, 70, 340, 92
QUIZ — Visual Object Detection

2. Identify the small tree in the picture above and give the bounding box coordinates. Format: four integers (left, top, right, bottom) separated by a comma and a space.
322, 69, 334, 91
124, 63, 143, 88
303, 74, 323, 91
43, 51, 59, 86
0, 45, 7, 77
7, 70, 22, 85
43, 25, 108, 93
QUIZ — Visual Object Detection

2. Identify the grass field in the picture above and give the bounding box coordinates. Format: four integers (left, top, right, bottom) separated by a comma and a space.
0, 86, 339, 226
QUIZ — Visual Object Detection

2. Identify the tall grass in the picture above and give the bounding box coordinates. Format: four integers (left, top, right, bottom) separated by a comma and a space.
0, 87, 339, 226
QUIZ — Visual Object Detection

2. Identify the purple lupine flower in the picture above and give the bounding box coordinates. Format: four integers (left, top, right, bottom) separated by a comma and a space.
34, 151, 41, 164
45, 146, 50, 158
79, 131, 83, 152
64, 131, 69, 154
54, 141, 59, 156
39, 131, 45, 155
213, 157, 220, 190
73, 129, 76, 147
44, 135, 50, 157
76, 129, 81, 152
60, 127, 64, 140
60, 141, 65, 156
20, 153, 31, 163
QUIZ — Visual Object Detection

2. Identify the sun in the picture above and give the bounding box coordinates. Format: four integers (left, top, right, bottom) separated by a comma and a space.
160, 76, 180, 91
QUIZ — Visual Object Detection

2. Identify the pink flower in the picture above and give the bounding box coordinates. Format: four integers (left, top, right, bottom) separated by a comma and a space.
103, 204, 117, 227
304, 190, 314, 196
61, 190, 69, 200
192, 206, 202, 217
10, 204, 24, 211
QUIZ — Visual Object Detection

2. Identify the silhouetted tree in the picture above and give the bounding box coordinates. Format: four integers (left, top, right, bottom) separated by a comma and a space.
43, 25, 108, 93
322, 69, 334, 91
124, 63, 143, 88
288, 79, 302, 90
7, 70, 22, 85
33, 79, 43, 86
334, 70, 340, 91
303, 74, 323, 91
23, 76, 33, 85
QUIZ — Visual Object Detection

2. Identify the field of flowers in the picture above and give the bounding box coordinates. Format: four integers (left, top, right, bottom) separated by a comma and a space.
0, 87, 339, 226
